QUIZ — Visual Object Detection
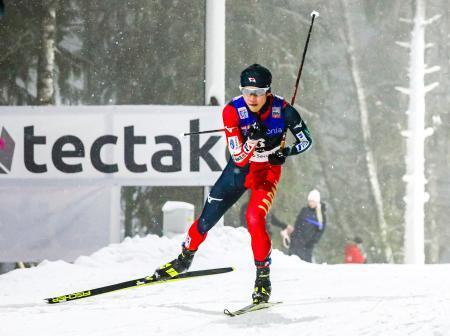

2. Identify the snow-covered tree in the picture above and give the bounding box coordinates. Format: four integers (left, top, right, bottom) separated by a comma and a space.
395, 0, 440, 264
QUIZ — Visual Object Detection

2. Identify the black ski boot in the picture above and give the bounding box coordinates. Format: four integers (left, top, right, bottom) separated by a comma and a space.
252, 266, 271, 304
153, 248, 196, 280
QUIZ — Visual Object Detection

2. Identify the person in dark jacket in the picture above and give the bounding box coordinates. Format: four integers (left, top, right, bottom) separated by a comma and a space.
279, 189, 326, 262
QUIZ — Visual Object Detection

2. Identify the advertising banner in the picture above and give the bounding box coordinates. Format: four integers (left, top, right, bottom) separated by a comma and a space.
0, 105, 227, 185
0, 105, 226, 261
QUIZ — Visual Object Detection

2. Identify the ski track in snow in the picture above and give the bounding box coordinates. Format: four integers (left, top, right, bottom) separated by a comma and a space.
0, 226, 449, 336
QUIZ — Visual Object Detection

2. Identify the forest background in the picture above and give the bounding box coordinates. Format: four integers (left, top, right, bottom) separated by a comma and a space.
0, 0, 449, 264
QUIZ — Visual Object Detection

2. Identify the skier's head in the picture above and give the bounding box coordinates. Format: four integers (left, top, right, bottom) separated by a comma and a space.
240, 64, 272, 89
240, 64, 272, 113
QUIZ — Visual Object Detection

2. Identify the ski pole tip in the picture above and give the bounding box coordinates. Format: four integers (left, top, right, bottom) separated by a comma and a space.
311, 10, 320, 18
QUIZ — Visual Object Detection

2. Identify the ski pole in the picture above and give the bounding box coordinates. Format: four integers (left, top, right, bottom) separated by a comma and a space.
183, 11, 318, 139
183, 128, 225, 136
280, 10, 319, 150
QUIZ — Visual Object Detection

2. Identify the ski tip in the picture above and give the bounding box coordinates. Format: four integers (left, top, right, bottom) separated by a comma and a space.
223, 308, 235, 317
44, 298, 58, 304
224, 301, 283, 317
45, 297, 68, 304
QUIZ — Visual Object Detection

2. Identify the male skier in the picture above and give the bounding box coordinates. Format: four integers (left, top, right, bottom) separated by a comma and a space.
153, 64, 312, 304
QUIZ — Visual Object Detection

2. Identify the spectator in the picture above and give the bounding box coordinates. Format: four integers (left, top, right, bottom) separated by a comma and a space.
344, 236, 366, 263
278, 189, 326, 262
209, 96, 219, 106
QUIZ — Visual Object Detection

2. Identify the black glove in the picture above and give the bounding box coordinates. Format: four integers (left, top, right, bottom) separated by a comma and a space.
321, 202, 327, 212
268, 147, 290, 165
248, 122, 267, 140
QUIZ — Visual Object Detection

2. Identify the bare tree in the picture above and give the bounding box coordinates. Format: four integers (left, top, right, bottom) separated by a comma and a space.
37, 0, 58, 105
340, 0, 394, 262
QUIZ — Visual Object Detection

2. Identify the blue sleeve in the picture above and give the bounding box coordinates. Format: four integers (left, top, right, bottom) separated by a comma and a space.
283, 104, 312, 156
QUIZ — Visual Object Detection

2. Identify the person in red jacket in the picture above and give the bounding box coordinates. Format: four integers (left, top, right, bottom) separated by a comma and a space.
152, 64, 312, 304
344, 236, 366, 264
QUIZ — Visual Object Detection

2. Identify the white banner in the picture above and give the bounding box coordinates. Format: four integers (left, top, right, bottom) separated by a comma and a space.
0, 185, 119, 262
0, 105, 227, 186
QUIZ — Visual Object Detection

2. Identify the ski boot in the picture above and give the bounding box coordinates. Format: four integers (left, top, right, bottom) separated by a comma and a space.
252, 266, 271, 304
153, 247, 196, 280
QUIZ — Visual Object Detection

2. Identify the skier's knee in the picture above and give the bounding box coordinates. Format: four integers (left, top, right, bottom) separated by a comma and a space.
245, 211, 265, 235
197, 217, 213, 234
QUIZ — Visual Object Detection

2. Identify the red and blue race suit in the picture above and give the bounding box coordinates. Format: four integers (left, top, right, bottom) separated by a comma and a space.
184, 94, 312, 265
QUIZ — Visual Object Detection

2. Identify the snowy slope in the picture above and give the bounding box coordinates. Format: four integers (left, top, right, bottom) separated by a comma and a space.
0, 226, 449, 336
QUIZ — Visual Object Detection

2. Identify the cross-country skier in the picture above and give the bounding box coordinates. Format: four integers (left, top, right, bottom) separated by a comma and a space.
153, 64, 312, 304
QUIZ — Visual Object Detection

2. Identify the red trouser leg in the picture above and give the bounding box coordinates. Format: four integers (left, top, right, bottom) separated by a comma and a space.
244, 162, 281, 265
245, 185, 278, 264
183, 219, 207, 251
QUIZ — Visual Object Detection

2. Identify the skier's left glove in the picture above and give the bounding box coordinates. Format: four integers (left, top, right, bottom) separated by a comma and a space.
268, 147, 290, 165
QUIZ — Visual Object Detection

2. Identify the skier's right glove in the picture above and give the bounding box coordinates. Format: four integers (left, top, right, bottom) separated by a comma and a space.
248, 122, 267, 140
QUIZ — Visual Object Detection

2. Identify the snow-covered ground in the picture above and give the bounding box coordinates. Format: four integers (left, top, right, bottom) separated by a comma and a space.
0, 226, 449, 336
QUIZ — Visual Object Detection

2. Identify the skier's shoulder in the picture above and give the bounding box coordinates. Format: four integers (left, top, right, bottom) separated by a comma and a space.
277, 99, 302, 127
223, 101, 239, 127
282, 102, 300, 120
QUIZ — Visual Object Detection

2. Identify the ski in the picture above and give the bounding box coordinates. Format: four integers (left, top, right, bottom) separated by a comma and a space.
224, 301, 282, 316
45, 266, 234, 304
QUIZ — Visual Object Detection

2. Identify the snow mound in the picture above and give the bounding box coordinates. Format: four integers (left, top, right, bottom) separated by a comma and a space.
1, 226, 450, 336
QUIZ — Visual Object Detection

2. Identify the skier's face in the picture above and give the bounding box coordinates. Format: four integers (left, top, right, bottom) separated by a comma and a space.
241, 86, 269, 113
